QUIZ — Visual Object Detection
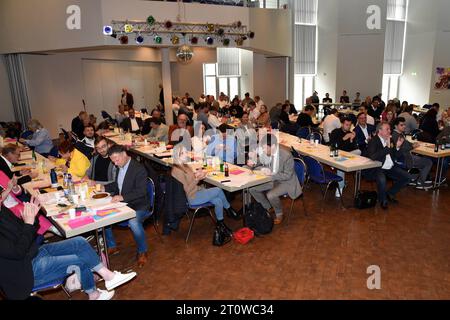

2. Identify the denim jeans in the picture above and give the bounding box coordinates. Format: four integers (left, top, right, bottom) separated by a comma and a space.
188, 187, 230, 221
105, 210, 150, 254
32, 237, 103, 294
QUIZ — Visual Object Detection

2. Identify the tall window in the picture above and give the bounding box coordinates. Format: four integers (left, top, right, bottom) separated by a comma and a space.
292, 0, 318, 109
203, 48, 241, 98
251, 0, 289, 8
382, 0, 408, 100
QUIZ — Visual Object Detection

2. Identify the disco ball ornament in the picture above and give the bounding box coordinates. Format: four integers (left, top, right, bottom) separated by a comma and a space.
103, 25, 113, 36
165, 20, 173, 29
223, 38, 230, 46
207, 23, 215, 32
135, 35, 144, 44
235, 37, 244, 46
176, 45, 194, 64
206, 37, 214, 45
248, 31, 255, 39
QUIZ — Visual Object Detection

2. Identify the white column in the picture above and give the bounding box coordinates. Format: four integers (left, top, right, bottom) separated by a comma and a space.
161, 47, 173, 125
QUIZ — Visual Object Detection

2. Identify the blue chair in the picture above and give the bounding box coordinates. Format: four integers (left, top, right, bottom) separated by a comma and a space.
296, 127, 311, 140
306, 132, 323, 144
303, 156, 345, 209
286, 158, 308, 225
31, 277, 72, 299
185, 201, 216, 243
117, 177, 161, 241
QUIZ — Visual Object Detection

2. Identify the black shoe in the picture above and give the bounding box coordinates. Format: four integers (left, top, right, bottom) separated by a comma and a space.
225, 207, 241, 220
381, 202, 388, 210
217, 220, 233, 237
386, 194, 398, 204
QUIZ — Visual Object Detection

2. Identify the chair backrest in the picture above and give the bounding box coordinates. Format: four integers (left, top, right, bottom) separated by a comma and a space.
147, 177, 156, 215
293, 157, 307, 186
307, 132, 323, 144
296, 127, 310, 139
303, 156, 325, 182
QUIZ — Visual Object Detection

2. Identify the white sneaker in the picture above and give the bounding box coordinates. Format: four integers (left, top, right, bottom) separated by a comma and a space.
105, 271, 137, 291
65, 273, 81, 293
95, 289, 115, 300
335, 188, 343, 198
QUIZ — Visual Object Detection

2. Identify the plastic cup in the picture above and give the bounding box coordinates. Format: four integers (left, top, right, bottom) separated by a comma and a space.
72, 194, 79, 205
68, 208, 76, 219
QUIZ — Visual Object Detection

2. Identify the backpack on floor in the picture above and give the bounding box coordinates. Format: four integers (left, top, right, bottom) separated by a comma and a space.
354, 191, 377, 209
243, 202, 274, 236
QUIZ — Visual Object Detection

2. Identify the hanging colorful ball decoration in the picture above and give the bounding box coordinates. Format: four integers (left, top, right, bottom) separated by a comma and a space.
207, 23, 215, 32
146, 15, 155, 26
248, 31, 255, 39
190, 36, 199, 45
217, 28, 225, 36
222, 38, 230, 46
235, 37, 244, 46
154, 35, 163, 44
206, 37, 214, 45
119, 35, 129, 44
165, 20, 173, 29
124, 24, 134, 33
171, 35, 180, 45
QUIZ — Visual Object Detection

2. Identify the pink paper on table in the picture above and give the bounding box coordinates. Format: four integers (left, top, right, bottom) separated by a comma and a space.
229, 169, 245, 175
68, 216, 94, 229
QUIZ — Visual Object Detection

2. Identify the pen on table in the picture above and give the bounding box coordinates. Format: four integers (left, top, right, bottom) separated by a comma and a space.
220, 180, 231, 183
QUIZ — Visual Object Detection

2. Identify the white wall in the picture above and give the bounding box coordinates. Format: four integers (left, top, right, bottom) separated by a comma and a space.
398, 0, 438, 106
335, 0, 387, 99
21, 47, 221, 137
429, 0, 450, 108
253, 53, 287, 109
315, 0, 338, 101
0, 57, 15, 122
240, 49, 254, 98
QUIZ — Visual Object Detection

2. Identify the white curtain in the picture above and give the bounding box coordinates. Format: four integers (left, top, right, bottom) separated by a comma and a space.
294, 25, 316, 75
387, 0, 407, 21
383, 20, 405, 74
217, 48, 240, 77
293, 0, 318, 24
3, 54, 32, 126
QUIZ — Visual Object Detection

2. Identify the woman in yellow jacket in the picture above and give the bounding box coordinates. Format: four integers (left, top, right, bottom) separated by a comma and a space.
55, 140, 91, 179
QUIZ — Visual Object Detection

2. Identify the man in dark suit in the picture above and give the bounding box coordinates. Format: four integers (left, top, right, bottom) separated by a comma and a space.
367, 98, 383, 122
103, 145, 150, 268
120, 108, 143, 134
0, 144, 37, 186
71, 111, 88, 139
121, 88, 134, 108
363, 122, 411, 209
296, 105, 318, 128
354, 112, 376, 152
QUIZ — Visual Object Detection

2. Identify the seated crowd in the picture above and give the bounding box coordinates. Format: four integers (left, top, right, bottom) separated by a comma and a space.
1, 90, 449, 300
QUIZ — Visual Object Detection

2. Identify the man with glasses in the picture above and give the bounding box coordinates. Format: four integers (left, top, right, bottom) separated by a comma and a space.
168, 114, 194, 145
392, 117, 433, 190
83, 137, 117, 185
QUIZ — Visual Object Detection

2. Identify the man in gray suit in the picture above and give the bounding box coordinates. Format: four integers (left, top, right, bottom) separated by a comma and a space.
248, 133, 302, 225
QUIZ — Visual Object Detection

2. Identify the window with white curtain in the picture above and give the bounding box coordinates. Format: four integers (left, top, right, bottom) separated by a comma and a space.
294, 0, 318, 25
387, 0, 407, 21
217, 48, 240, 77
294, 75, 315, 110
292, 0, 318, 108
203, 63, 217, 96
383, 20, 406, 74
294, 25, 316, 75
382, 0, 408, 99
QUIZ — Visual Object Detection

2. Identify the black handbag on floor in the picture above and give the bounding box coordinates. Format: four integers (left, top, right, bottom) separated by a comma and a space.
354, 191, 378, 209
